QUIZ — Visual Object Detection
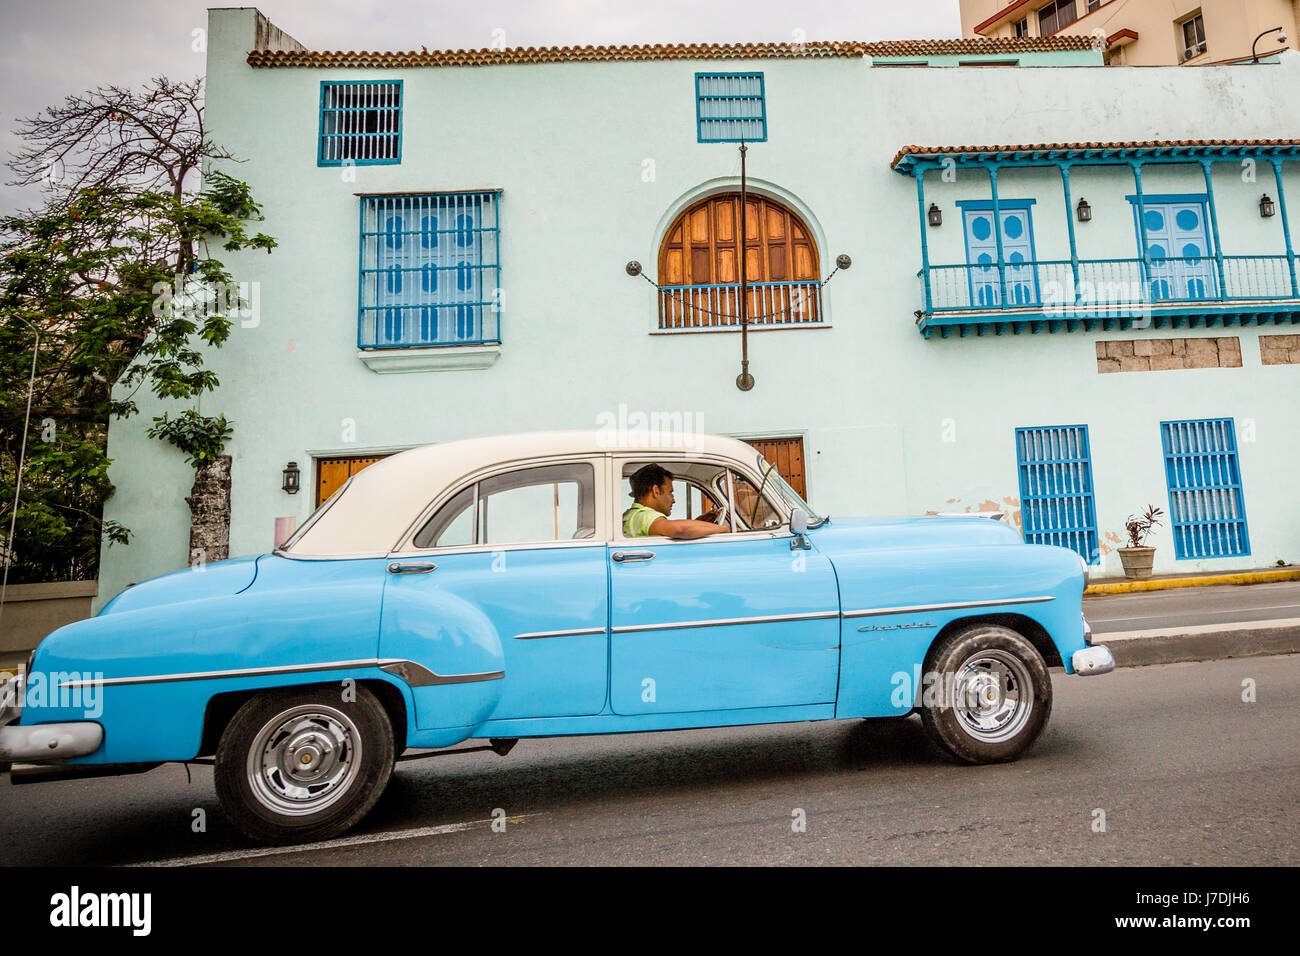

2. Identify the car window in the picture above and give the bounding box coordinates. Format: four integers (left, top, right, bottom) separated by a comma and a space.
414, 485, 475, 548
732, 470, 783, 530
412, 462, 596, 548
674, 479, 718, 520
617, 459, 784, 536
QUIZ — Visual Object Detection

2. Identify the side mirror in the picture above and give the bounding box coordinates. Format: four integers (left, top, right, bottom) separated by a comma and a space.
789, 508, 811, 550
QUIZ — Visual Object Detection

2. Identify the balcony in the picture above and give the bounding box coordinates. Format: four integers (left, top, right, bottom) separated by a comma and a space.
892, 139, 1300, 339
657, 279, 823, 331
919, 254, 1300, 337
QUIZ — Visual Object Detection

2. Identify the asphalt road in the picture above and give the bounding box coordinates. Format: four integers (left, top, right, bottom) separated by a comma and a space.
1, 654, 1296, 866
1084, 580, 1300, 632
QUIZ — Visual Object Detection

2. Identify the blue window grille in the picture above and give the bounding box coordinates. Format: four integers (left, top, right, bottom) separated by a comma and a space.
359, 192, 501, 348
1015, 425, 1099, 564
1160, 418, 1250, 559
696, 73, 766, 143
319, 81, 402, 165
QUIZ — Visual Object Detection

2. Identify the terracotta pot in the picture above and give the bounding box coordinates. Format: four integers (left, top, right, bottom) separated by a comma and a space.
1118, 546, 1156, 579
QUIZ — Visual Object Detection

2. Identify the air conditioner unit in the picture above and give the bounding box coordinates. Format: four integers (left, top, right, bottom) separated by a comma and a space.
1183, 42, 1206, 60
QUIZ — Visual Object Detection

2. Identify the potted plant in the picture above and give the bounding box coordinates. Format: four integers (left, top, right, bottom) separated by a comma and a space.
1118, 504, 1164, 579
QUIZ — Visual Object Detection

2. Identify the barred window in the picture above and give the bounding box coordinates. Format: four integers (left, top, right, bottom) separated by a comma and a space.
319, 81, 402, 165
359, 192, 501, 348
696, 73, 766, 143
1015, 424, 1099, 564
1161, 418, 1249, 558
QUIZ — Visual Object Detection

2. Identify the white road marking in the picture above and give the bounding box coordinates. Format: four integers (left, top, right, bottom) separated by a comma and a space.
1100, 616, 1300, 641
1098, 604, 1300, 627
127, 814, 540, 867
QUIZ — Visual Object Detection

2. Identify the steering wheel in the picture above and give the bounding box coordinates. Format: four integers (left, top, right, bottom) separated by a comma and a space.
698, 501, 730, 528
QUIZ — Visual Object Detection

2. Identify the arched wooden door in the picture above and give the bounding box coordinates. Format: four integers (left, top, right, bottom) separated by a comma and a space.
658, 194, 821, 329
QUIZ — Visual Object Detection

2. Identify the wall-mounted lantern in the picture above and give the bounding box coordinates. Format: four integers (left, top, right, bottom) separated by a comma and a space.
1076, 197, 1092, 222
282, 461, 301, 495
927, 203, 942, 227
1260, 194, 1276, 218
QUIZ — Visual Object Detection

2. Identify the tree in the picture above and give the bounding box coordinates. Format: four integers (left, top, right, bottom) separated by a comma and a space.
1, 76, 274, 583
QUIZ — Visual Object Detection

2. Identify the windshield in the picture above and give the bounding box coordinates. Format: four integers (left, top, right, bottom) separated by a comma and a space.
755, 453, 824, 527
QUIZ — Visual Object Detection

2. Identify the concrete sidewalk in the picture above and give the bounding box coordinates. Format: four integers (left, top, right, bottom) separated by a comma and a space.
1097, 617, 1300, 668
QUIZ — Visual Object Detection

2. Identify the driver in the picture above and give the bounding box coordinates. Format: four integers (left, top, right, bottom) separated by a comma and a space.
622, 464, 731, 539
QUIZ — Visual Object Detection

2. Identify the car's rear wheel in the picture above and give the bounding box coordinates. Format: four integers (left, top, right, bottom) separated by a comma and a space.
920, 624, 1052, 764
214, 684, 394, 845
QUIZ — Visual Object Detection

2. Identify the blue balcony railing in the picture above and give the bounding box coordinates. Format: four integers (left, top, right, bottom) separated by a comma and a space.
658, 279, 823, 330
921, 255, 1299, 315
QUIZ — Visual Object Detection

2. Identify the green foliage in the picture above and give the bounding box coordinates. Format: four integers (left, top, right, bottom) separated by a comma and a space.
0, 77, 275, 582
146, 411, 233, 468
1123, 504, 1164, 548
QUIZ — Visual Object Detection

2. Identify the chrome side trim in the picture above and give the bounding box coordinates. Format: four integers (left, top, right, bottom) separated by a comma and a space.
379, 660, 504, 686
611, 609, 839, 634
514, 626, 607, 641
56, 659, 503, 689
840, 596, 1055, 620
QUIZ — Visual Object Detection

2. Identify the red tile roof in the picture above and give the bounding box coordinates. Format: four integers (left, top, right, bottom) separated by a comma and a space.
891, 139, 1300, 168
246, 36, 1095, 68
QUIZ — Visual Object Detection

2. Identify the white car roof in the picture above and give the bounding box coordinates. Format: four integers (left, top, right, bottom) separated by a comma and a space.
283, 430, 765, 556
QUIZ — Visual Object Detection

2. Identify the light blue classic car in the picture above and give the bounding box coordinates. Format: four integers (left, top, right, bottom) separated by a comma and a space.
0, 431, 1114, 844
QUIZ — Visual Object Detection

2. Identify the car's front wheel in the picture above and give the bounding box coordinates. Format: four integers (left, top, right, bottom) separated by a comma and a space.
920, 624, 1052, 764
214, 684, 395, 845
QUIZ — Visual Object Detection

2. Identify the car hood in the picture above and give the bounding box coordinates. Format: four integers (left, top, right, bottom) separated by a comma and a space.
97, 554, 263, 616
809, 516, 1024, 553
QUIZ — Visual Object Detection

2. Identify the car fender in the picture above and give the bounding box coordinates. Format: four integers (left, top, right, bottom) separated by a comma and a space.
826, 542, 1085, 718
377, 579, 506, 733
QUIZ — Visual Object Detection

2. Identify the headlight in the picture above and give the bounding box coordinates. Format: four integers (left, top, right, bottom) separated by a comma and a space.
0, 669, 23, 726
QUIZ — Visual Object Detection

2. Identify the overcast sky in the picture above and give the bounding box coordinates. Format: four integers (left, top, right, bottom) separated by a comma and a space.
0, 0, 961, 212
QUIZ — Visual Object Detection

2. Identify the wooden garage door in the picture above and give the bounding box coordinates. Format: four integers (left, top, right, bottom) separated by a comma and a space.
744, 437, 806, 499
316, 455, 391, 506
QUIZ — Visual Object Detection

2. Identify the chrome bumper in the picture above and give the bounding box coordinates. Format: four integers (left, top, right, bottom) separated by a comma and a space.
0, 721, 104, 762
1, 669, 104, 763
1071, 644, 1115, 676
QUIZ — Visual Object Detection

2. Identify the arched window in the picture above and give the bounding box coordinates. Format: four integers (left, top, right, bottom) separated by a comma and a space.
657, 193, 821, 329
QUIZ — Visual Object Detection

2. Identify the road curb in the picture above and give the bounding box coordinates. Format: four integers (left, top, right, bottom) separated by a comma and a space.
1085, 567, 1300, 596
1103, 618, 1300, 667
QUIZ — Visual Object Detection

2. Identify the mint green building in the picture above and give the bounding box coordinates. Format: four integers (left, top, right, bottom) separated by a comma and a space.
94, 8, 1300, 608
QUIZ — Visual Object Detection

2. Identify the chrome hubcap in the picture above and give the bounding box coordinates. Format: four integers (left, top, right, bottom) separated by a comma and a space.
953, 649, 1034, 744
247, 705, 361, 816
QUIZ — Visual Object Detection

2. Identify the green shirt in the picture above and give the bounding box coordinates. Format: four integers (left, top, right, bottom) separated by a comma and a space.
622, 502, 666, 537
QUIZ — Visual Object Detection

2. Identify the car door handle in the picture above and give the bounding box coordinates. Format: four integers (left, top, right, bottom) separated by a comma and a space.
611, 551, 655, 563
387, 562, 438, 574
